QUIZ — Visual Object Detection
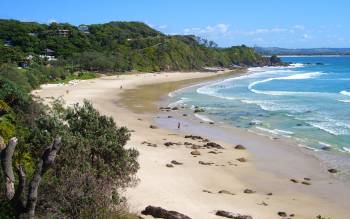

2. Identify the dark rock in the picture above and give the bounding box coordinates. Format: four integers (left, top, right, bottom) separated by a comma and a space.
218, 190, 235, 195
172, 107, 179, 110
202, 189, 212, 193
194, 108, 205, 113
204, 142, 224, 149
185, 135, 203, 140
168, 115, 173, 118
164, 142, 175, 146
166, 164, 174, 168
302, 181, 311, 185
243, 189, 255, 194
321, 146, 331, 151
209, 122, 215, 124
149, 125, 158, 129
277, 212, 287, 217
191, 150, 201, 156
304, 177, 311, 181
234, 144, 246, 150
208, 151, 218, 154
171, 160, 183, 165
236, 157, 247, 162
215, 210, 252, 219
266, 192, 273, 196
182, 114, 188, 117
141, 205, 191, 219
199, 161, 214, 165
328, 168, 338, 173
290, 179, 299, 183
184, 142, 192, 145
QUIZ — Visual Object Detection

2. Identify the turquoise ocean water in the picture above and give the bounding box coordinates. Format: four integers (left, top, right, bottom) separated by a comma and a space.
169, 56, 350, 153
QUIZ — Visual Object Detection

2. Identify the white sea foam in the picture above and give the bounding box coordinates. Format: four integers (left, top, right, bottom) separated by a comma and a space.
169, 81, 212, 97
194, 114, 214, 122
318, 141, 332, 147
168, 98, 190, 107
256, 126, 294, 136
338, 99, 350, 103
343, 147, 350, 153
340, 90, 350, 96
248, 72, 325, 96
307, 121, 350, 136
197, 68, 296, 97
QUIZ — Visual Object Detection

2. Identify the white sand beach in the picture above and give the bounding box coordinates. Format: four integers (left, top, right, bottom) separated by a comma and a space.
33, 70, 350, 219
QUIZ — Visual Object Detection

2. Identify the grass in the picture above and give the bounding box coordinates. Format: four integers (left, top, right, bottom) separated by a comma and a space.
55, 71, 98, 84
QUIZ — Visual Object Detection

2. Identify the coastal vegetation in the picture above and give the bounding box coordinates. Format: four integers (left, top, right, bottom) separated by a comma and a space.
0, 19, 282, 72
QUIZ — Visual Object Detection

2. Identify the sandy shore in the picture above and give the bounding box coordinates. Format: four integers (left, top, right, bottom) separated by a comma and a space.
33, 70, 350, 219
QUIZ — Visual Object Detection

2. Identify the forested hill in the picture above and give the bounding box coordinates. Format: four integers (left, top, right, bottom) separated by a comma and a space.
255, 46, 350, 56
0, 19, 281, 72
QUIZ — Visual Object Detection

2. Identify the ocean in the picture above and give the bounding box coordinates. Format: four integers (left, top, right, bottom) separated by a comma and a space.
169, 56, 350, 154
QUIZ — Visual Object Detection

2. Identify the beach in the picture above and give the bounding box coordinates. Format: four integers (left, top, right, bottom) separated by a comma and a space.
33, 70, 350, 219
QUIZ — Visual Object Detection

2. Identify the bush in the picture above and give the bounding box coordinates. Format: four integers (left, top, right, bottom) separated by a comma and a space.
27, 100, 139, 218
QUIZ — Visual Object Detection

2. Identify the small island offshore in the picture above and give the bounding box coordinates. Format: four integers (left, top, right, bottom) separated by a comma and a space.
1, 1, 350, 219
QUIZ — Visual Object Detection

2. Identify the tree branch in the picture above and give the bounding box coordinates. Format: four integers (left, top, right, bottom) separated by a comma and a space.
11, 165, 26, 213
1, 137, 18, 200
26, 137, 61, 218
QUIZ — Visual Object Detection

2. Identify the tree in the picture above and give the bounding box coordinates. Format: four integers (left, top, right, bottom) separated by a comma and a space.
0, 136, 61, 219
30, 100, 139, 218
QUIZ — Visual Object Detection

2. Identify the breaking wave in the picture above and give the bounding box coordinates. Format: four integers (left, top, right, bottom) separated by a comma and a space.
340, 90, 350, 96
248, 72, 325, 96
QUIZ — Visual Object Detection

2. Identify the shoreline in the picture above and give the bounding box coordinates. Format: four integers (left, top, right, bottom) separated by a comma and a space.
33, 70, 350, 219
161, 72, 350, 178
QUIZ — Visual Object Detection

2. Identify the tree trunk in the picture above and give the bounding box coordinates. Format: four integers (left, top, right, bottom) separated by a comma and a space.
1, 136, 61, 219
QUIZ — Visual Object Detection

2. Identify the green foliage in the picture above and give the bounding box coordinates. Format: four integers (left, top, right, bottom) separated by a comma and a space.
0, 19, 273, 72
25, 100, 139, 218
0, 77, 29, 109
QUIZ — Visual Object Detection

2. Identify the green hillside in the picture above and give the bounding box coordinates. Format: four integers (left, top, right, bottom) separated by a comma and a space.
0, 19, 281, 72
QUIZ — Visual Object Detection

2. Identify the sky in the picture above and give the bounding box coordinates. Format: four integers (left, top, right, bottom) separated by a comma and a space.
1, 0, 349, 48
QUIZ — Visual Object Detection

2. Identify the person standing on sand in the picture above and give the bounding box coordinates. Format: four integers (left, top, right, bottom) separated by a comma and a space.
178, 122, 181, 129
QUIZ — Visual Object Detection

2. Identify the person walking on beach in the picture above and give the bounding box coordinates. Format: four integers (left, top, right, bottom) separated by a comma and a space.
177, 122, 181, 129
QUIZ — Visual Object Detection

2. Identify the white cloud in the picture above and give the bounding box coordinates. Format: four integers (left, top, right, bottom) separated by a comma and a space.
158, 25, 167, 29
183, 23, 230, 36
48, 19, 58, 24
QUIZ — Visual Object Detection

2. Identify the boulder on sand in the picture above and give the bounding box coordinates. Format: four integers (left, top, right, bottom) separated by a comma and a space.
204, 142, 223, 149
141, 205, 192, 219
215, 210, 252, 219
234, 144, 246, 150
191, 150, 201, 156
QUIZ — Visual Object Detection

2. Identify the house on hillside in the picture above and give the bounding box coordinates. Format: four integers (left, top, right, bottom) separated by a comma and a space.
4, 39, 12, 47
40, 48, 57, 61
28, 32, 38, 37
56, 29, 70, 37
78, 25, 90, 34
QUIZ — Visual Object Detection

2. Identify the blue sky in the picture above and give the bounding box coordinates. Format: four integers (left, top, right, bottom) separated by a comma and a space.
1, 0, 349, 48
